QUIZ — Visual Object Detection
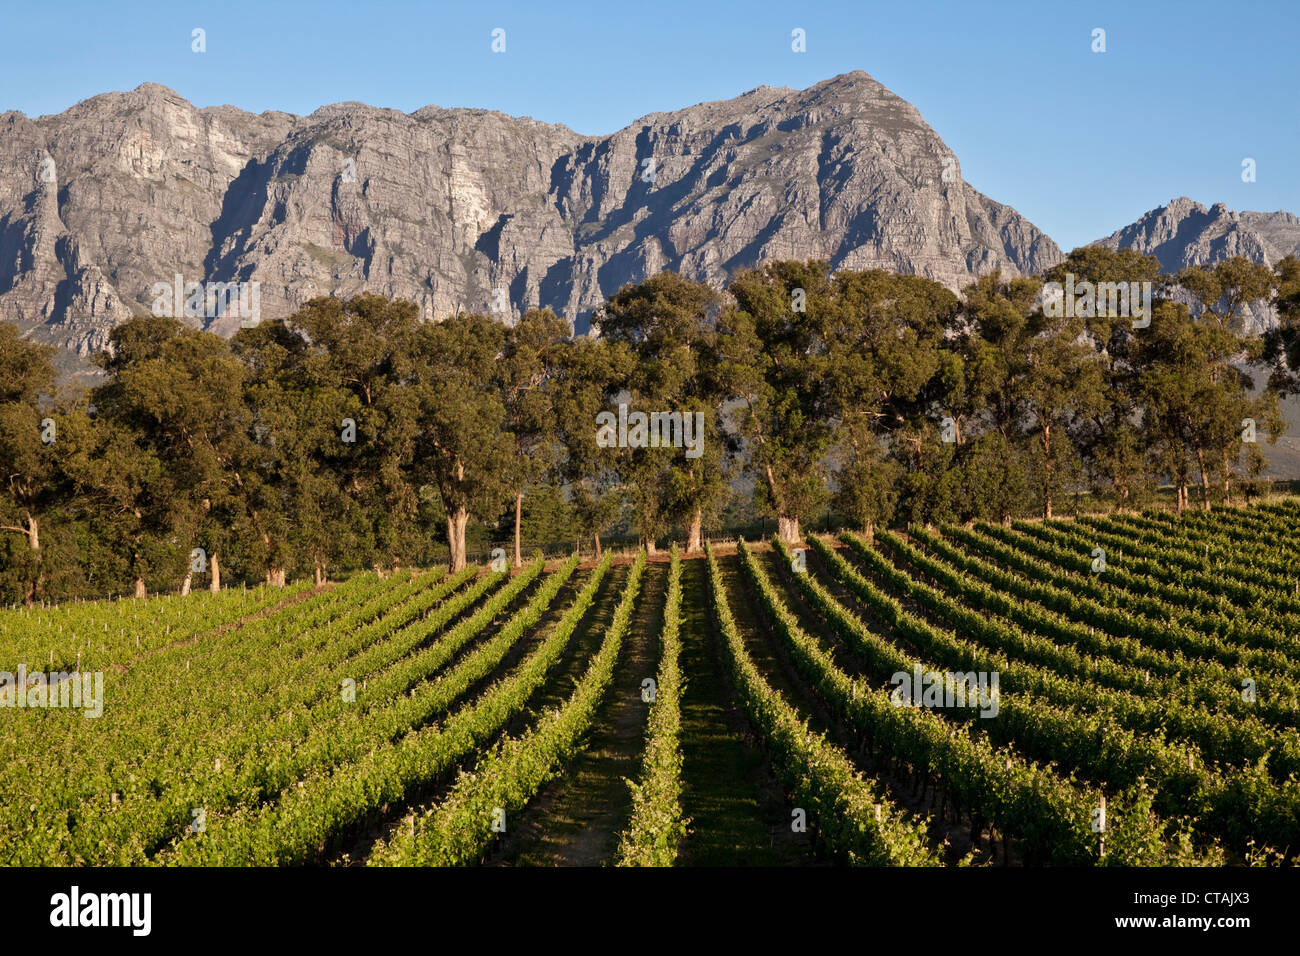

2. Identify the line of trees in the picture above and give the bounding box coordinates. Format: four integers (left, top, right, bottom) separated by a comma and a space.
3, 247, 1298, 605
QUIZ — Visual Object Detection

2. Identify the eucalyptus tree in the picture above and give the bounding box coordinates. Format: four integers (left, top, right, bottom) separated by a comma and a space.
549, 335, 630, 558
404, 313, 514, 572
1174, 257, 1279, 504
597, 273, 729, 552
959, 271, 1105, 519
231, 319, 367, 585
0, 325, 66, 603
89, 316, 250, 595
723, 260, 835, 544
288, 294, 421, 570
824, 269, 958, 536
1044, 247, 1165, 511
500, 309, 569, 566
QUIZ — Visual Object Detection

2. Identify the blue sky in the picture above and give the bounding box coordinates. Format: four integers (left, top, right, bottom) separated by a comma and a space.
3, 0, 1297, 251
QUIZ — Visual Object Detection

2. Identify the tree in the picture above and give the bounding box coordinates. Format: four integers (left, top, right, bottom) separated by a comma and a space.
1135, 297, 1264, 512
597, 273, 730, 553
957, 431, 1031, 525
831, 428, 902, 538
549, 336, 629, 558
88, 316, 251, 595
1047, 248, 1167, 512
824, 269, 959, 537
0, 325, 63, 604
406, 313, 514, 572
1171, 258, 1277, 506
500, 309, 569, 567
724, 261, 836, 543
959, 271, 1104, 518
1265, 255, 1300, 396
231, 319, 367, 585
289, 295, 421, 571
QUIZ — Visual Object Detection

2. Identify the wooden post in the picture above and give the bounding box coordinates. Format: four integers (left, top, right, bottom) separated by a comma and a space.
1098, 795, 1107, 859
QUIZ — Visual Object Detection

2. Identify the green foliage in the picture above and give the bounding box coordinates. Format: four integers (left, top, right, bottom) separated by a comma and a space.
1, 251, 1296, 602
617, 547, 687, 865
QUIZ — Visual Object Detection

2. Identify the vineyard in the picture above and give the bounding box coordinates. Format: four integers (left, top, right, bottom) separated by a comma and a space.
3, 501, 1300, 868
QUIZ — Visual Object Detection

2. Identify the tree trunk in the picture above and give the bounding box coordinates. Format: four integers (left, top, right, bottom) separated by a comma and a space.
1221, 449, 1233, 505
133, 578, 147, 599
763, 464, 801, 545
514, 491, 524, 569
686, 508, 703, 554
209, 553, 221, 593
777, 515, 800, 545
1194, 447, 1212, 512
862, 518, 874, 544
16, 515, 40, 607
645, 538, 657, 556
181, 571, 192, 596
594, 532, 602, 561
267, 568, 285, 587
447, 507, 470, 573
315, 563, 325, 587
1176, 482, 1186, 515
1042, 424, 1053, 520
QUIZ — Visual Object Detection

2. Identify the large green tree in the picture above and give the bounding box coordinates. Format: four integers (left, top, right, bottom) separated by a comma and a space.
1166, 258, 1278, 507
598, 273, 729, 553
1046, 248, 1167, 511
288, 295, 422, 570
500, 309, 569, 566
90, 316, 251, 595
549, 336, 629, 558
958, 271, 1106, 518
405, 313, 514, 571
824, 269, 959, 536
0, 325, 66, 604
724, 260, 836, 543
231, 319, 368, 585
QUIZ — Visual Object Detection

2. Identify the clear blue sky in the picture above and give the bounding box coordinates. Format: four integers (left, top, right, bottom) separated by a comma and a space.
3, 0, 1297, 251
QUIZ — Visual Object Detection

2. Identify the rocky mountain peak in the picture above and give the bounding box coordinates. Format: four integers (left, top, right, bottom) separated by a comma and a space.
1095, 197, 1300, 332
1, 73, 1062, 373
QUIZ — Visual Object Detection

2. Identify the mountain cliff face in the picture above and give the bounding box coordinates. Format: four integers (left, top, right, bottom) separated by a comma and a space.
1094, 197, 1300, 476
1094, 197, 1300, 332
0, 72, 1061, 367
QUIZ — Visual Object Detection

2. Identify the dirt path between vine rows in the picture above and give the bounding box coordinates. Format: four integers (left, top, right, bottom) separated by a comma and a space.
677, 555, 815, 866
486, 561, 665, 865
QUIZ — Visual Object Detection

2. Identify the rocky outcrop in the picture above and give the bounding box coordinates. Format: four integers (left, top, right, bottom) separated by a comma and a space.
0, 72, 1062, 369
1094, 197, 1300, 332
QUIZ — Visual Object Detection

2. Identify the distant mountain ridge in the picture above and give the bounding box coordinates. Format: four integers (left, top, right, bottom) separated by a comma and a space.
1094, 196, 1300, 333
5, 75, 1298, 378
0, 72, 1061, 367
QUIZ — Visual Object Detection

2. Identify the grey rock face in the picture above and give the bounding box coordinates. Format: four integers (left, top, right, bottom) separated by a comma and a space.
1094, 197, 1300, 332
1, 72, 1061, 368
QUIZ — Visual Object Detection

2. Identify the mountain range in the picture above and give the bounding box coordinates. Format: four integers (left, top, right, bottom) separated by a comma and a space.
1, 72, 1297, 376
1, 71, 1065, 367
